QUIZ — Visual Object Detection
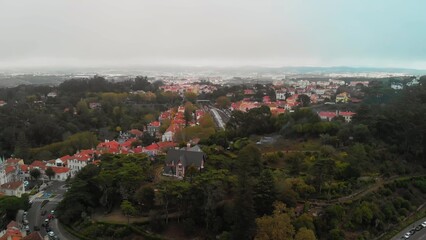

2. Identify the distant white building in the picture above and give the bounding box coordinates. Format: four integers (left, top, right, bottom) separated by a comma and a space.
391, 83, 403, 90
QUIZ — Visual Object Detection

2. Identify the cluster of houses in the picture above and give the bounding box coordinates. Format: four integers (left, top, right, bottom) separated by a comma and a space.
159, 83, 217, 95
228, 79, 366, 116
158, 105, 207, 142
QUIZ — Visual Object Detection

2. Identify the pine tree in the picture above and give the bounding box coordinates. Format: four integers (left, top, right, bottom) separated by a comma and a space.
232, 172, 256, 240
254, 169, 277, 216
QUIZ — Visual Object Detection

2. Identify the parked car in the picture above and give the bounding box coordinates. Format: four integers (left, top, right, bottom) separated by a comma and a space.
421, 221, 426, 227
404, 232, 411, 239
42, 219, 49, 227
33, 226, 40, 231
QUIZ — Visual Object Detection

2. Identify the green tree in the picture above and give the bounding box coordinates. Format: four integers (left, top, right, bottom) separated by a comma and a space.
184, 92, 197, 103
30, 168, 41, 180
254, 169, 276, 216
45, 167, 55, 180
297, 94, 311, 107
216, 96, 231, 109
233, 172, 256, 240
120, 200, 136, 224
295, 227, 316, 240
134, 186, 155, 210
255, 202, 295, 240
14, 131, 30, 163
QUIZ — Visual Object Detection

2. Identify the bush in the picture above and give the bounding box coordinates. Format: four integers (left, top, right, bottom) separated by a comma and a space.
113, 226, 131, 238
413, 179, 426, 193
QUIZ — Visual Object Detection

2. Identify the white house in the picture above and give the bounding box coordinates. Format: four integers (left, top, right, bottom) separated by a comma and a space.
68, 158, 89, 177
0, 181, 24, 197
275, 90, 286, 100
51, 167, 70, 181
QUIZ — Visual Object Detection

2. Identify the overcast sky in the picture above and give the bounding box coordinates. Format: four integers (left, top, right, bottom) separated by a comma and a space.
0, 0, 425, 69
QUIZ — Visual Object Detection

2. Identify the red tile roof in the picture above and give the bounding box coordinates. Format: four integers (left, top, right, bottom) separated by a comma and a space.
129, 129, 143, 136
5, 165, 15, 174
339, 111, 356, 116
149, 121, 161, 127
5, 158, 21, 165
30, 160, 47, 170
319, 111, 337, 118
50, 167, 70, 174
1, 181, 23, 190
6, 221, 18, 229
20, 165, 29, 172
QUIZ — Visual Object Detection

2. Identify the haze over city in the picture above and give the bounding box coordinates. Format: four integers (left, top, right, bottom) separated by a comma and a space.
1, 0, 426, 70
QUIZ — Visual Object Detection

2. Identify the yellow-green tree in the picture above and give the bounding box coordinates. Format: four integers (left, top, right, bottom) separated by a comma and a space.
295, 227, 316, 240
216, 96, 231, 109
255, 202, 295, 240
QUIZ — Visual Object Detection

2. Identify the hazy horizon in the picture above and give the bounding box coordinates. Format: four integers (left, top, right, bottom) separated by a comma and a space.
1, 0, 426, 70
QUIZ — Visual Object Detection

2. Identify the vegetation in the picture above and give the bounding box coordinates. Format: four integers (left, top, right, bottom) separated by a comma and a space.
2, 76, 426, 239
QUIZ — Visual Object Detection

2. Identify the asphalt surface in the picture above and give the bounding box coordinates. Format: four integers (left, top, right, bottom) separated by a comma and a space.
390, 217, 426, 240
26, 181, 78, 240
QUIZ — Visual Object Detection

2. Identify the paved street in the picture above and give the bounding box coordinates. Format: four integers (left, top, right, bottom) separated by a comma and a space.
26, 181, 78, 240
390, 217, 426, 240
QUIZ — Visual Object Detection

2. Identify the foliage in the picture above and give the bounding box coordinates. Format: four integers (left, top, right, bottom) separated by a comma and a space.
30, 168, 41, 180
45, 167, 56, 180
255, 202, 295, 240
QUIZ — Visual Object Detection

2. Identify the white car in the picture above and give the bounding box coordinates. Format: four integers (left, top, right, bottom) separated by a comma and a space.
48, 231, 55, 237
404, 232, 411, 239
421, 221, 426, 227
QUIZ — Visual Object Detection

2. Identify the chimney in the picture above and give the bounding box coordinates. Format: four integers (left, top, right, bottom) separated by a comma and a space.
187, 143, 191, 150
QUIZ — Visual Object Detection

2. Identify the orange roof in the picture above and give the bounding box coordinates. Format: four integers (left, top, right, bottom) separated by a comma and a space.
129, 129, 143, 136
50, 166, 70, 174
5, 165, 15, 174
165, 124, 180, 133
7, 221, 18, 229
20, 165, 29, 172
1, 181, 23, 190
157, 142, 177, 149
121, 138, 137, 148
339, 111, 356, 116
149, 121, 161, 127
30, 160, 46, 170
5, 158, 22, 165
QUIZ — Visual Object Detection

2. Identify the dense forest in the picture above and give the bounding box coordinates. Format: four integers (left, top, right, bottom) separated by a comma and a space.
1, 76, 426, 239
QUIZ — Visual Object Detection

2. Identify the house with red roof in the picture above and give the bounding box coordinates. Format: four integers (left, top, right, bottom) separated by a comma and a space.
0, 220, 22, 240
143, 142, 177, 156
318, 111, 337, 121
50, 167, 70, 181
339, 111, 356, 122
29, 161, 47, 175
162, 124, 180, 142
129, 129, 143, 137
97, 140, 120, 154
0, 181, 24, 197
159, 111, 172, 121
147, 121, 161, 136
318, 111, 356, 122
